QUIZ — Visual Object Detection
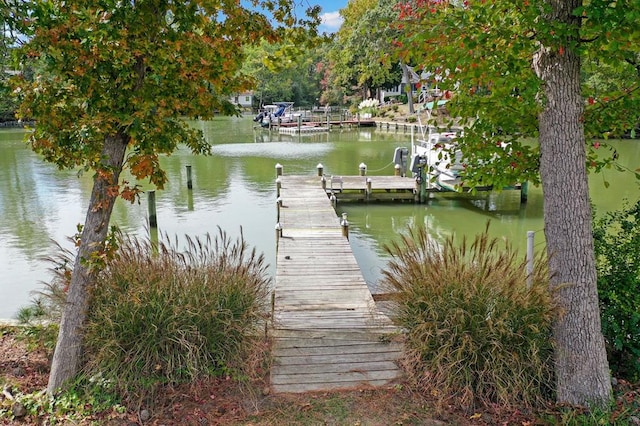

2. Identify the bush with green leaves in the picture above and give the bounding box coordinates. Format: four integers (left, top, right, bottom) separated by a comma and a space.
381, 226, 556, 408
593, 200, 640, 381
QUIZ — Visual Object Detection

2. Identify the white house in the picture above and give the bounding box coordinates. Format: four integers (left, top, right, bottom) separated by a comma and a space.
380, 65, 451, 103
230, 91, 253, 110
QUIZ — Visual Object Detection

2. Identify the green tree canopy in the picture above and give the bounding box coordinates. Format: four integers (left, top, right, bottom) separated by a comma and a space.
328, 0, 403, 104
243, 38, 326, 108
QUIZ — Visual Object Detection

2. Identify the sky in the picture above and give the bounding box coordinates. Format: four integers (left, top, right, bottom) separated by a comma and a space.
308, 0, 348, 33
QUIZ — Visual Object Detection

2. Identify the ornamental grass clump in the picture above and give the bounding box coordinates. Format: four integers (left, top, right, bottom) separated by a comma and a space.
81, 228, 270, 399
358, 98, 380, 116
381, 225, 556, 409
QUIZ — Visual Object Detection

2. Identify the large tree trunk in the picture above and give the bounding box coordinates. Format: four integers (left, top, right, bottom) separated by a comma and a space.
535, 0, 611, 407
47, 133, 129, 394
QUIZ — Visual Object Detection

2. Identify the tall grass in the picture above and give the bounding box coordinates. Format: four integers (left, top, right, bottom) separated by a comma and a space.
79, 228, 271, 399
381, 225, 556, 409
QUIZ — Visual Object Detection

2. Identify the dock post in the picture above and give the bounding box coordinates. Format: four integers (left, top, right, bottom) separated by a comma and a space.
414, 171, 427, 203
330, 192, 337, 208
297, 115, 302, 132
186, 165, 193, 190
366, 178, 372, 201
359, 163, 367, 176
520, 181, 529, 204
148, 190, 158, 228
321, 175, 326, 191
340, 212, 349, 240
317, 163, 324, 176
276, 177, 282, 197
394, 164, 401, 177
275, 163, 283, 177
275, 222, 283, 243
276, 196, 283, 221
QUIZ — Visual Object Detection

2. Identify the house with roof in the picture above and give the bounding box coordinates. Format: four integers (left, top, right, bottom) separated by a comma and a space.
230, 91, 254, 111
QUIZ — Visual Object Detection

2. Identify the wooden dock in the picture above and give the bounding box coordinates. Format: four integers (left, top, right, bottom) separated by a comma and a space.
271, 174, 403, 393
322, 174, 525, 203
323, 174, 418, 202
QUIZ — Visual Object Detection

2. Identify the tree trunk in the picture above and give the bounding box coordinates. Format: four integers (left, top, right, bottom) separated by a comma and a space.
47, 133, 129, 394
535, 0, 612, 407
400, 63, 414, 114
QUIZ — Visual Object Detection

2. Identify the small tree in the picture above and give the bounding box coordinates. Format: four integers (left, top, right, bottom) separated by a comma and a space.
12, 0, 318, 394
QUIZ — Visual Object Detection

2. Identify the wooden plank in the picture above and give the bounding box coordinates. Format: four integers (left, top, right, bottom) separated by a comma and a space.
274, 336, 401, 350
271, 325, 397, 339
272, 361, 399, 377
273, 352, 401, 368
271, 369, 401, 386
274, 342, 402, 357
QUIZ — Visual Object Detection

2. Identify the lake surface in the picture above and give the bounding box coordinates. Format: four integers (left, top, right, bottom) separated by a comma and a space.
1, 116, 639, 319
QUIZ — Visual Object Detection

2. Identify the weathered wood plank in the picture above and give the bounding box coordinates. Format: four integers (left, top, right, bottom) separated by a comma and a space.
271, 369, 401, 386
273, 352, 402, 369
274, 342, 402, 357
272, 361, 400, 377
271, 379, 397, 394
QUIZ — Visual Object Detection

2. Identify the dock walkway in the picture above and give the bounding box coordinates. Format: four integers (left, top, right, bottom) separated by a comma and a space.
271, 174, 403, 393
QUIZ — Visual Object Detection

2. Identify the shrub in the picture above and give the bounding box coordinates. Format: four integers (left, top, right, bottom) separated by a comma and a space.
358, 98, 379, 117
381, 225, 555, 409
80, 228, 271, 399
593, 200, 640, 381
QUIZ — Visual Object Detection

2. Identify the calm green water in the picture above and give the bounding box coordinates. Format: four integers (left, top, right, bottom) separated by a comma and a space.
1, 116, 638, 319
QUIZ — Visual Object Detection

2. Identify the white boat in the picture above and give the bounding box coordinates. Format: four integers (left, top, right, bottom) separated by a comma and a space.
407, 121, 465, 191
253, 102, 302, 127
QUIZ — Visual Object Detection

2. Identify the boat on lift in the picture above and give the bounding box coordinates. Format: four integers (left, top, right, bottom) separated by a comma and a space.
254, 102, 302, 127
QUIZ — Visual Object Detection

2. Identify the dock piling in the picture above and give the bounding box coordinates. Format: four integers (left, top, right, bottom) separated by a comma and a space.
359, 163, 367, 176
148, 190, 158, 228
275, 163, 283, 177
186, 165, 193, 190
340, 212, 349, 239
317, 163, 324, 176
520, 181, 529, 204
